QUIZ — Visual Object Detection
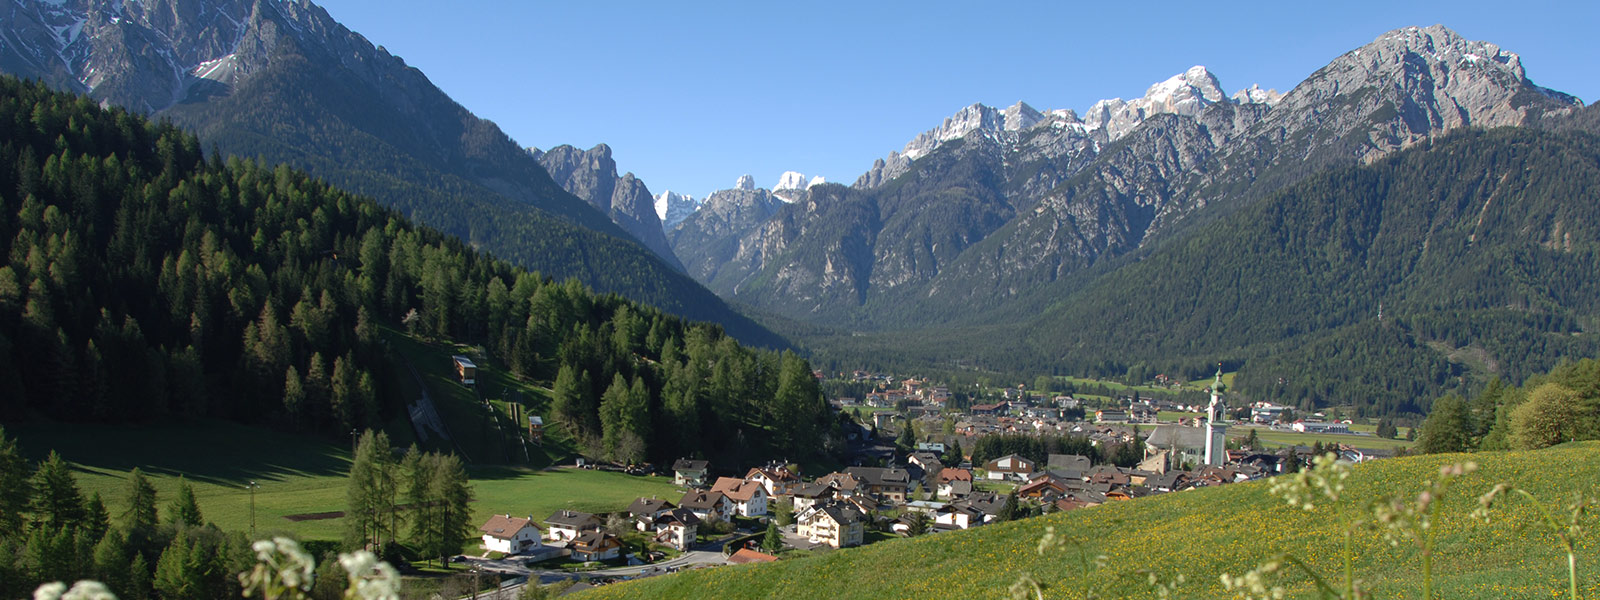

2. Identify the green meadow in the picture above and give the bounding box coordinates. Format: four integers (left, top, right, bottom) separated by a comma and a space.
9, 420, 683, 542
581, 442, 1600, 599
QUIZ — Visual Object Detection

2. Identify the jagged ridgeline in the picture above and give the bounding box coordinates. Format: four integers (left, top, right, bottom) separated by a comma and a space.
0, 78, 831, 464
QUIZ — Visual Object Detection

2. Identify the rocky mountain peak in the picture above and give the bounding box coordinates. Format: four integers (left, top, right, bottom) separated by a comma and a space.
535, 143, 679, 268
1231, 84, 1282, 105
736, 174, 756, 191
654, 190, 699, 230
774, 171, 810, 191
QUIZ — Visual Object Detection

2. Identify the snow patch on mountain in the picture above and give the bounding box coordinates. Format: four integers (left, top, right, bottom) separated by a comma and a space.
654, 190, 700, 230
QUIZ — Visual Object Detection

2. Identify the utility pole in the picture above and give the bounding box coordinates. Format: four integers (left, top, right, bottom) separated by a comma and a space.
247, 481, 259, 538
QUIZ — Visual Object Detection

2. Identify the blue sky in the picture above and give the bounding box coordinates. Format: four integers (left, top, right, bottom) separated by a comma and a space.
314, 0, 1597, 203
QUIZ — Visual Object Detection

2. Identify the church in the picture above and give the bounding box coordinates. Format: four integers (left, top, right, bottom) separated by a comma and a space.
1143, 367, 1230, 470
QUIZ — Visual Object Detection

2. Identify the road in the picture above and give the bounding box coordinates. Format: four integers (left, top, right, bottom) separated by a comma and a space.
455, 536, 734, 598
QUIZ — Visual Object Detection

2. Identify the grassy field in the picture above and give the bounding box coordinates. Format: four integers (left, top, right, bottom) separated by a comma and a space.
8, 420, 685, 542
580, 442, 1600, 599
1238, 427, 1417, 451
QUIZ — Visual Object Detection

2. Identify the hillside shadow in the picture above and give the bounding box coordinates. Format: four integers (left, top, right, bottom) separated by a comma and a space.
10, 420, 352, 488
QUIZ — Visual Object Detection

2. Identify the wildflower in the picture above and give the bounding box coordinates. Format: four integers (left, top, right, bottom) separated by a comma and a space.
240, 537, 317, 599
33, 581, 116, 600
339, 550, 401, 600
1219, 559, 1285, 600
1269, 453, 1350, 511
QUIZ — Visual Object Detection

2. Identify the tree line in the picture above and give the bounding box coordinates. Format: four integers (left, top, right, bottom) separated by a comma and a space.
1416, 357, 1600, 454
0, 76, 832, 467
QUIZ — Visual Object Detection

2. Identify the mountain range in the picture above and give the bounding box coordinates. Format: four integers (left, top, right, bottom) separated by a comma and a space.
662, 25, 1596, 412
0, 0, 782, 347
3, 2, 1596, 415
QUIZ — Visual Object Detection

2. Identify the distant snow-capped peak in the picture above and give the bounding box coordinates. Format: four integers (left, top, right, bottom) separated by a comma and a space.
654, 190, 700, 229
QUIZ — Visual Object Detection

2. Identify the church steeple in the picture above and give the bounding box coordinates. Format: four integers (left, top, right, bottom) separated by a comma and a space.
1204, 364, 1227, 467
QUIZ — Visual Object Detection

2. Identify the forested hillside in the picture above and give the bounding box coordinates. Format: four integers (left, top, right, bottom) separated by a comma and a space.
0, 77, 832, 467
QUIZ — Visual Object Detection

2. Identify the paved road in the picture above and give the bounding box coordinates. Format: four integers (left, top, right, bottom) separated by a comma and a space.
455, 537, 733, 598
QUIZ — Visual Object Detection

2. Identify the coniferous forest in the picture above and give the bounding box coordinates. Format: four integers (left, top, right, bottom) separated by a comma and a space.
0, 76, 833, 468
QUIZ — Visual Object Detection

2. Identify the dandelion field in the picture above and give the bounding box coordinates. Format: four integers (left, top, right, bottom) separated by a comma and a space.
582, 442, 1600, 599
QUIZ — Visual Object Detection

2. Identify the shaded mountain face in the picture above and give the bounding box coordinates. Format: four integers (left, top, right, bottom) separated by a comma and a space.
533, 143, 682, 270
0, 0, 781, 346
671, 25, 1583, 331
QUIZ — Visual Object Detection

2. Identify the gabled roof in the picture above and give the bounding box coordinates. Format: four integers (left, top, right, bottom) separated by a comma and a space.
627, 497, 674, 516
746, 465, 800, 483
478, 514, 538, 538
1146, 425, 1208, 450
711, 477, 767, 502
937, 468, 973, 483
983, 454, 1036, 472
1047, 454, 1092, 471
805, 501, 865, 526
570, 530, 622, 552
672, 459, 709, 472
679, 490, 728, 511
941, 480, 973, 497
791, 481, 834, 499
653, 508, 701, 528
844, 466, 911, 488
816, 472, 861, 491
543, 510, 601, 529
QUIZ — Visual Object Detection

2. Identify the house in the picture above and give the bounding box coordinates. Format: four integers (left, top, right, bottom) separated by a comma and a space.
915, 442, 947, 454
1095, 410, 1128, 424
727, 548, 779, 564
796, 501, 866, 549
478, 514, 542, 554
568, 530, 623, 562
1017, 475, 1072, 499
1292, 420, 1351, 434
679, 490, 732, 521
844, 467, 911, 504
907, 452, 943, 472
935, 500, 992, 530
937, 467, 973, 484
650, 508, 700, 551
983, 454, 1036, 481
970, 402, 1008, 416
627, 497, 675, 531
790, 481, 834, 513
1251, 403, 1291, 423
542, 510, 602, 542
672, 459, 710, 487
452, 355, 477, 385
815, 472, 862, 498
527, 416, 544, 444
711, 477, 769, 517
1047, 454, 1092, 472
745, 463, 801, 496
938, 479, 973, 500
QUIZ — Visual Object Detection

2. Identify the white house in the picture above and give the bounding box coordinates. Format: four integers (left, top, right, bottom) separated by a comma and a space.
543, 510, 601, 542
711, 477, 769, 517
796, 502, 865, 549
478, 514, 542, 554
983, 454, 1036, 482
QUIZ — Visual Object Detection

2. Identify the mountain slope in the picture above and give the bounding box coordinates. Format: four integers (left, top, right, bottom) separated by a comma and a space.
672, 25, 1581, 339
533, 143, 682, 269
0, 0, 777, 345
583, 442, 1600, 599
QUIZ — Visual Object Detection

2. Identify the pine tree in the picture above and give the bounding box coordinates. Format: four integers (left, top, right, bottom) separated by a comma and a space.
0, 426, 31, 532
124, 467, 159, 532
127, 551, 152, 600
283, 365, 306, 423
152, 537, 197, 600
997, 490, 1020, 522
30, 451, 85, 531
345, 430, 398, 549
82, 492, 110, 540
91, 529, 131, 595
761, 520, 782, 553
1418, 395, 1473, 454
167, 476, 203, 527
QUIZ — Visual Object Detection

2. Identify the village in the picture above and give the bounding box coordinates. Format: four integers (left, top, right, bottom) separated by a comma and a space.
461, 368, 1404, 590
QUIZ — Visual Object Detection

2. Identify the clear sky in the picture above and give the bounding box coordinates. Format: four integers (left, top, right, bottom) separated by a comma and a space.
313, 0, 1597, 203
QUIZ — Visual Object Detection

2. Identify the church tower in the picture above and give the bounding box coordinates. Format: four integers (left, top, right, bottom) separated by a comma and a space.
1204, 365, 1228, 467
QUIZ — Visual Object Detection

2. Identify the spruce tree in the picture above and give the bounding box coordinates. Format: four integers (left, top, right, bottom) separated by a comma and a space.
344, 430, 398, 549
0, 426, 31, 532
167, 476, 203, 527
30, 451, 85, 531
124, 467, 159, 532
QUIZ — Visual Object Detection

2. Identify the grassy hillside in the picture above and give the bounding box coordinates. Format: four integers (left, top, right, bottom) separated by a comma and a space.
582, 442, 1600, 599
7, 420, 681, 542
